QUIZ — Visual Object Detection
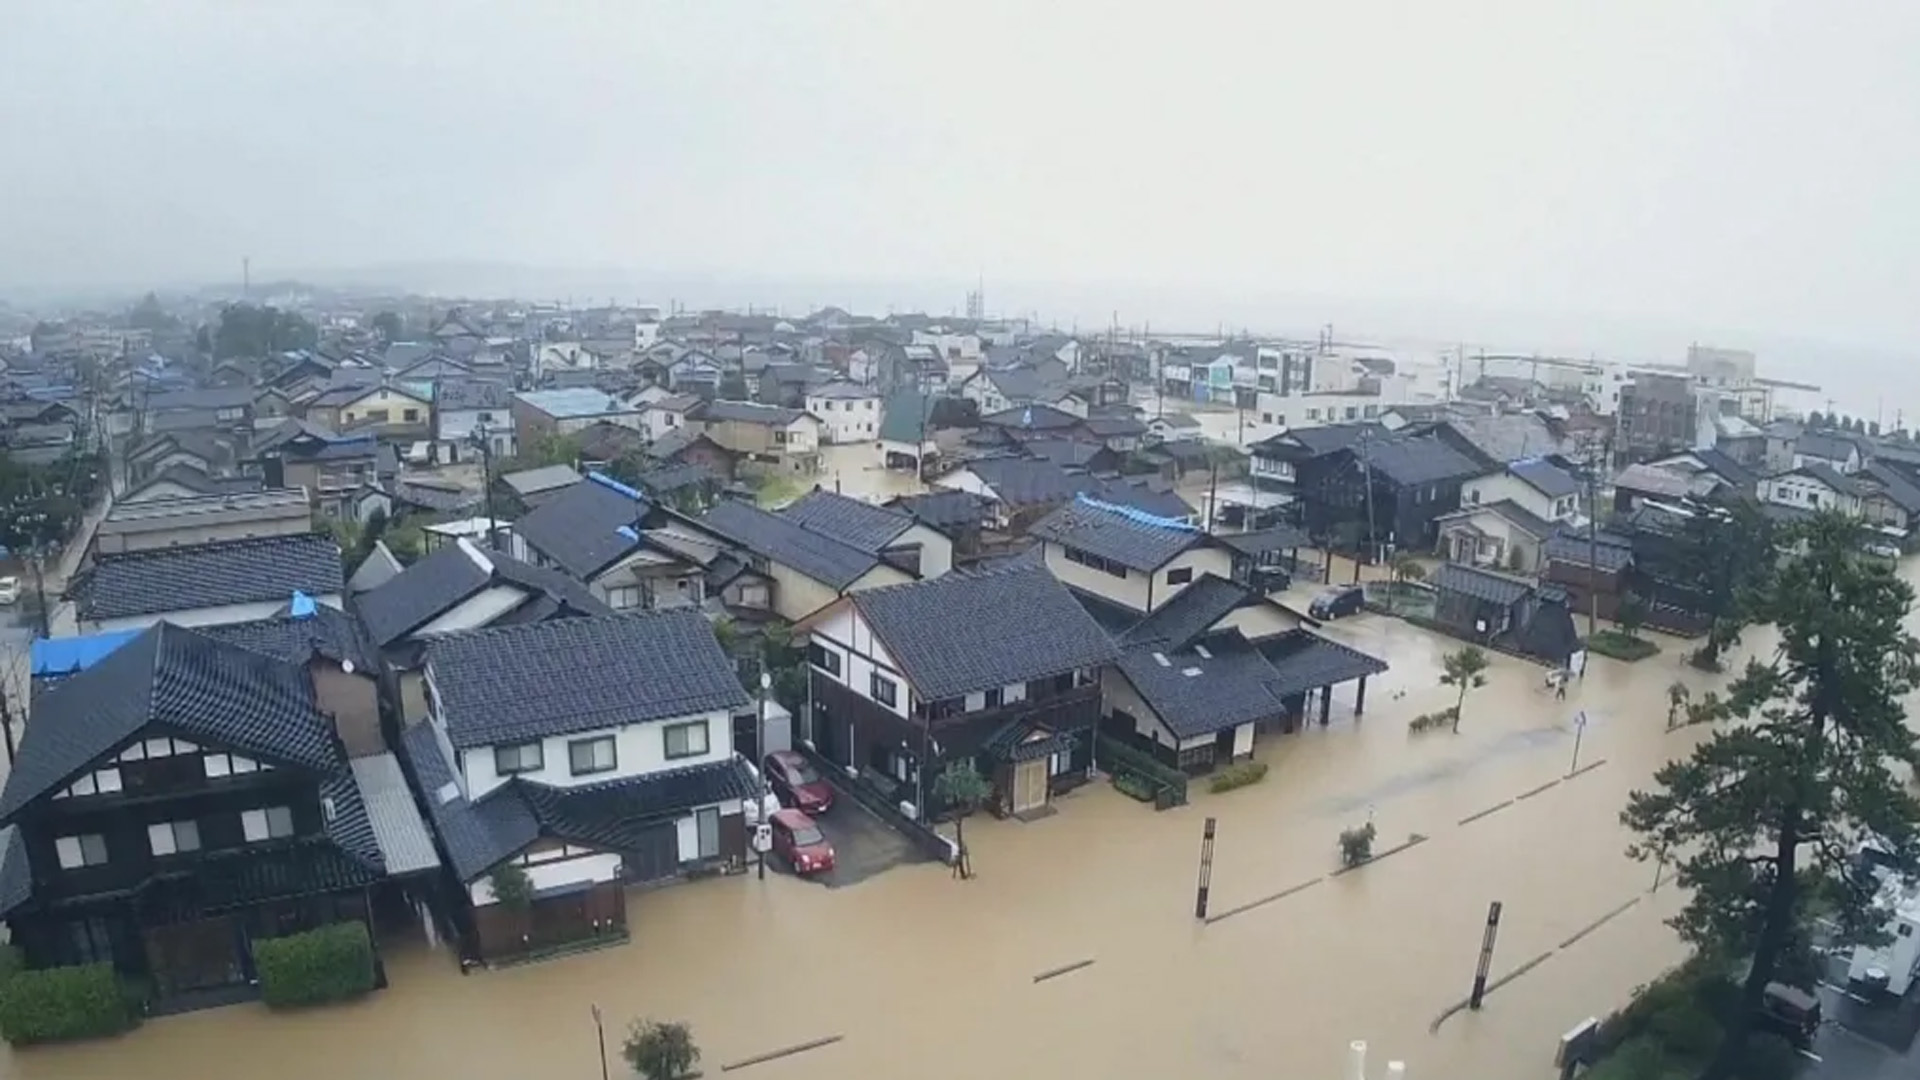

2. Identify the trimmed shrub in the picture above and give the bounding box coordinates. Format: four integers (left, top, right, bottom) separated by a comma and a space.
1586, 629, 1660, 662
1338, 822, 1377, 867
255, 922, 377, 1008
0, 945, 23, 985
1111, 771, 1156, 801
1094, 735, 1188, 805
1209, 760, 1269, 793
0, 963, 132, 1045
1407, 707, 1458, 734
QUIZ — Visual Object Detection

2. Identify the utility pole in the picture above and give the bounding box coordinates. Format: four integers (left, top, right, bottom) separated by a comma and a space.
1584, 429, 1612, 638
473, 421, 501, 551
1355, 427, 1378, 583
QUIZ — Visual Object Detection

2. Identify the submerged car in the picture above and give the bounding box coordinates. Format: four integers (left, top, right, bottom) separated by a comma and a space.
1309, 584, 1365, 620
770, 808, 834, 876
764, 750, 834, 815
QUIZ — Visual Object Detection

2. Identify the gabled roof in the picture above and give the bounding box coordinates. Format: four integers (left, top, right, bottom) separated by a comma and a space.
1506, 458, 1581, 500
1091, 476, 1196, 520
1350, 434, 1485, 487
957, 455, 1095, 509
500, 464, 583, 498
780, 490, 915, 553
700, 499, 880, 590
1115, 632, 1289, 738
1796, 430, 1860, 463
979, 403, 1081, 431
427, 610, 750, 748
516, 388, 636, 419
436, 379, 514, 412
1250, 421, 1388, 458
197, 605, 377, 672
121, 463, 262, 501
1442, 498, 1557, 540
1431, 562, 1533, 606
1782, 461, 1863, 497
1028, 495, 1207, 572
1543, 529, 1635, 571
847, 564, 1119, 700
355, 538, 610, 648
510, 473, 650, 579
888, 490, 990, 534
0, 624, 340, 822
1217, 524, 1312, 555
1123, 574, 1256, 652
74, 534, 344, 621
1859, 462, 1920, 514
697, 399, 807, 426
1687, 447, 1759, 492
807, 381, 879, 401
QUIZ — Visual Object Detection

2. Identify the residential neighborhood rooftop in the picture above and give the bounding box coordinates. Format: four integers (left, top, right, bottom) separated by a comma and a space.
73, 533, 345, 621
1029, 495, 1206, 572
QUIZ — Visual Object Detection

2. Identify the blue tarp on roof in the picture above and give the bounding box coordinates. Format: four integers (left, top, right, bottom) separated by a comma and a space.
290, 591, 318, 618
30, 630, 141, 678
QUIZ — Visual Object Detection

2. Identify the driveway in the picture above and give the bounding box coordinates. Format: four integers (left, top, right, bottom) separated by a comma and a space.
793, 795, 927, 889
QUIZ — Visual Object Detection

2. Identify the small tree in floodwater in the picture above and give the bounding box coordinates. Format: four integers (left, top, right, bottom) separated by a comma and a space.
1622, 514, 1920, 1080
1665, 680, 1691, 729
934, 760, 991, 880
1439, 646, 1489, 733
623, 1019, 699, 1080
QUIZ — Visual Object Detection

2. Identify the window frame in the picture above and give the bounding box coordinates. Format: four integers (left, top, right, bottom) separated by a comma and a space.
147, 819, 202, 857
662, 720, 710, 761
1165, 567, 1194, 586
55, 833, 109, 870
494, 741, 544, 776
568, 736, 618, 777
870, 673, 899, 708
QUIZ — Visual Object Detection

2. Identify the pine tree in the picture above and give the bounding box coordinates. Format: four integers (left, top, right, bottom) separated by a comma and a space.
1622, 513, 1920, 1080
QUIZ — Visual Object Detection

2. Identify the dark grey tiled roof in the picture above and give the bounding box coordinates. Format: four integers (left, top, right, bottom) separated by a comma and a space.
1252, 422, 1388, 458
1507, 458, 1581, 500
1255, 629, 1390, 701
1063, 582, 1156, 637
1354, 434, 1486, 487
427, 610, 749, 748
0, 829, 29, 917
1861, 462, 1920, 513
1116, 633, 1289, 738
0, 625, 340, 821
697, 399, 806, 426
1092, 477, 1196, 520
889, 490, 990, 533
1028, 496, 1205, 572
1689, 447, 1758, 492
980, 403, 1081, 430
633, 463, 713, 496
958, 456, 1096, 508
74, 534, 344, 621
1796, 431, 1859, 464
1218, 524, 1311, 554
1123, 574, 1250, 651
1793, 462, 1863, 497
124, 463, 262, 500
1432, 561, 1533, 606
850, 564, 1119, 701
501, 464, 582, 497
197, 605, 377, 671
388, 480, 481, 515
511, 474, 648, 579
780, 490, 914, 553
1457, 498, 1556, 539
701, 499, 879, 590
1021, 439, 1108, 470
1543, 529, 1634, 571
1084, 416, 1148, 438
403, 722, 538, 881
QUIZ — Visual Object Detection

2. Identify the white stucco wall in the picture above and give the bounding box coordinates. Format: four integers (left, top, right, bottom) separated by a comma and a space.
460, 706, 735, 801
813, 606, 914, 717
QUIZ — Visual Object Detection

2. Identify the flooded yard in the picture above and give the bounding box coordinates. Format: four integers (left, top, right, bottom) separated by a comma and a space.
11, 562, 1900, 1080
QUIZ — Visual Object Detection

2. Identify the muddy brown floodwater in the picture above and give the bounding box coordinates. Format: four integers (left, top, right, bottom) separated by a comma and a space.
12, 560, 1919, 1080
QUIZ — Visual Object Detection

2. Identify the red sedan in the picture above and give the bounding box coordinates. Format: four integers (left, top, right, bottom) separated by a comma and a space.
763, 751, 835, 816
770, 809, 835, 875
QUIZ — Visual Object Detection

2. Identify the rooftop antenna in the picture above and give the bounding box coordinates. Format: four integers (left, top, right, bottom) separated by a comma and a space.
242, 256, 251, 301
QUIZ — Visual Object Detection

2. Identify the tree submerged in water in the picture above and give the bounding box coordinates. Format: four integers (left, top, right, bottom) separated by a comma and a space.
1621, 513, 1920, 1080
623, 1018, 699, 1080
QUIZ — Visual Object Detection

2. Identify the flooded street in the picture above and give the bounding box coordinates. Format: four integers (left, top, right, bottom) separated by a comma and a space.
8, 559, 1910, 1080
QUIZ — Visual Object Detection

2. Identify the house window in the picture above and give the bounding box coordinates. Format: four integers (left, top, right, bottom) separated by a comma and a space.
605, 585, 641, 610
773, 430, 788, 445
569, 736, 617, 776
403, 408, 420, 422
696, 807, 721, 859
1166, 567, 1193, 586
241, 806, 295, 842
147, 819, 202, 857
870, 673, 899, 708
477, 411, 494, 422
984, 687, 1004, 709
1063, 546, 1128, 578
363, 408, 390, 422
54, 834, 108, 870
494, 741, 544, 775
663, 721, 710, 760
808, 643, 842, 677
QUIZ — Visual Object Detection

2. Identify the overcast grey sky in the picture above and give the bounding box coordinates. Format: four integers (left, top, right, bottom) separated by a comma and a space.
4, 1, 1918, 355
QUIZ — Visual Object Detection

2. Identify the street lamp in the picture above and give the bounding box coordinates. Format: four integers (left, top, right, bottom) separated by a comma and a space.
756, 671, 772, 880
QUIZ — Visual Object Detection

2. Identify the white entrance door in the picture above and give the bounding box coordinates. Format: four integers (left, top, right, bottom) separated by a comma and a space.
1011, 759, 1048, 814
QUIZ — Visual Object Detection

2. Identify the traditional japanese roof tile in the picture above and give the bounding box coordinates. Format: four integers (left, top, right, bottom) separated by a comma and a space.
779, 490, 915, 553
73, 534, 344, 622
1431, 561, 1533, 606
355, 537, 609, 648
701, 499, 880, 590
1028, 496, 1206, 572
510, 473, 649, 579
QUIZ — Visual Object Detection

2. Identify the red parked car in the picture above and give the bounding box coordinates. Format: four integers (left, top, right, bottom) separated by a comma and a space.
763, 751, 834, 815
770, 809, 835, 875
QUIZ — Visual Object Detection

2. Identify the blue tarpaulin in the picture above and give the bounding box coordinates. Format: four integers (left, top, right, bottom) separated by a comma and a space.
289, 591, 318, 617
31, 630, 141, 678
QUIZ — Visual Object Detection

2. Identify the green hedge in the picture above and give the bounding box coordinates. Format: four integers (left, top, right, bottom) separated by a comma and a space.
0, 963, 132, 1045
1587, 630, 1660, 661
1095, 735, 1188, 805
1208, 760, 1269, 793
255, 922, 376, 1008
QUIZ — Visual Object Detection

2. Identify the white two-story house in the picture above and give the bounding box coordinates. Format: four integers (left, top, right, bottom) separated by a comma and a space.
1435, 458, 1583, 573
804, 382, 883, 444
404, 610, 755, 964
1759, 464, 1865, 520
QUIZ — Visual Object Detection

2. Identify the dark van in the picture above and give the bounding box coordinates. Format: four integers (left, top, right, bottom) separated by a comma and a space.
1309, 585, 1365, 620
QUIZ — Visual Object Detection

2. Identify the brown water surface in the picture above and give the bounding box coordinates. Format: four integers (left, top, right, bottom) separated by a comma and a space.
10, 558, 1908, 1080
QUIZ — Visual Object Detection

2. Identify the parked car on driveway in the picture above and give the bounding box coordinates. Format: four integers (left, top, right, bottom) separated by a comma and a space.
770, 808, 835, 875
764, 750, 835, 815
1309, 584, 1365, 620
0, 577, 19, 605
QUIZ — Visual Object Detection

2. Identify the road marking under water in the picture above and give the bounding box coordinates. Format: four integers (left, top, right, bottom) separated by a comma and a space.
1457, 799, 1514, 826
1428, 894, 1646, 1033
1203, 876, 1326, 925
1513, 777, 1562, 801
720, 1035, 845, 1072
1567, 758, 1609, 779
1032, 958, 1097, 983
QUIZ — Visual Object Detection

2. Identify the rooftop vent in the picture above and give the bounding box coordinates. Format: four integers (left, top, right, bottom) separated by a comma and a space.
435, 781, 461, 806
1152, 652, 1170, 667
1181, 667, 1203, 677
1194, 644, 1213, 659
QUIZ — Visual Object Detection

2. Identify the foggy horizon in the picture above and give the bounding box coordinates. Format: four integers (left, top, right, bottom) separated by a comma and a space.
5, 2, 1919, 372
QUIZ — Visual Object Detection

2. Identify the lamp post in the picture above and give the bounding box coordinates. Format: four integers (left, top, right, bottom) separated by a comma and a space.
590, 1003, 609, 1080
756, 671, 772, 880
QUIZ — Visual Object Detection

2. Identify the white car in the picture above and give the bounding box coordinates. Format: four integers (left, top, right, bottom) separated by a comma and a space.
1865, 542, 1901, 561
0, 577, 21, 605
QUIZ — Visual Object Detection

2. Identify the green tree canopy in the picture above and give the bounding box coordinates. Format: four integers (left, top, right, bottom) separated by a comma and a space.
369, 311, 403, 343
1623, 513, 1920, 1080
210, 303, 318, 359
